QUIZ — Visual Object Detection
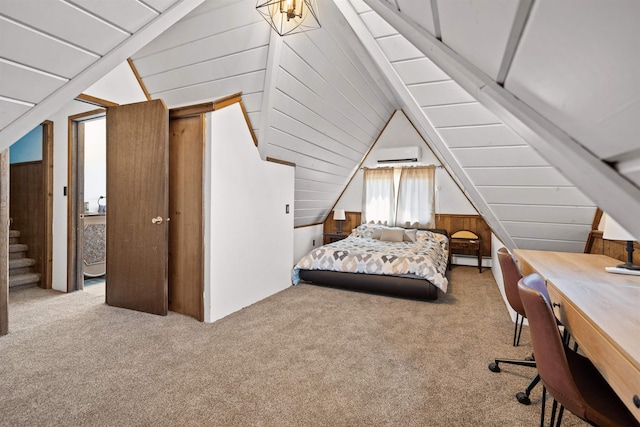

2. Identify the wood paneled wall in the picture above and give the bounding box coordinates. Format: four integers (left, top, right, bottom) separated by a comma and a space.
586, 230, 640, 265
584, 208, 639, 264
322, 212, 492, 257
10, 161, 44, 278
324, 211, 362, 234
435, 214, 492, 257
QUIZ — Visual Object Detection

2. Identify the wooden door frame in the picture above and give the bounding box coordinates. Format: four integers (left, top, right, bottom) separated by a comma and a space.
41, 120, 54, 289
1, 149, 9, 335
67, 109, 106, 293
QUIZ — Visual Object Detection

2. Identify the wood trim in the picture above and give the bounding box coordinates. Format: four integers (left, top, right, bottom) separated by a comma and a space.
67, 109, 106, 293
69, 109, 106, 122
294, 221, 324, 229
213, 92, 242, 110
0, 149, 9, 335
168, 92, 244, 119
266, 157, 295, 167
169, 102, 215, 119
238, 100, 258, 147
75, 94, 119, 108
127, 58, 152, 101
42, 121, 53, 289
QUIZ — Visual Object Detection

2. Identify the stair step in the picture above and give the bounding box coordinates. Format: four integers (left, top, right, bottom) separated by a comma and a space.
9, 244, 28, 260
9, 243, 28, 253
9, 258, 36, 269
9, 230, 20, 238
9, 272, 40, 288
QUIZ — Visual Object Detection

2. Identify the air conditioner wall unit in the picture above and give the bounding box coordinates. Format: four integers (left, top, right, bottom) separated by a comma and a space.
376, 146, 421, 164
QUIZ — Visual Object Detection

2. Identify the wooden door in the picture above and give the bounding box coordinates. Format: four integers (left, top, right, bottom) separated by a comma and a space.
106, 100, 169, 315
168, 115, 204, 321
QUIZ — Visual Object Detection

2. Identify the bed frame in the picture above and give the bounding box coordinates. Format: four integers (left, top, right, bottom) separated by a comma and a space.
297, 228, 449, 301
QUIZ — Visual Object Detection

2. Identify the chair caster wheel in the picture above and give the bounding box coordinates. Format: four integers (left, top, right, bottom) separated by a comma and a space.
516, 392, 531, 405
488, 362, 501, 372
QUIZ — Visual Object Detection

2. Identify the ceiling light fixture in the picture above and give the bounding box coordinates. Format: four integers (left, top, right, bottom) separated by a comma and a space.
256, 0, 320, 37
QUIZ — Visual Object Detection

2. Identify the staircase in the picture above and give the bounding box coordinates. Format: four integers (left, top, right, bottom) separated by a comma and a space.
9, 230, 40, 289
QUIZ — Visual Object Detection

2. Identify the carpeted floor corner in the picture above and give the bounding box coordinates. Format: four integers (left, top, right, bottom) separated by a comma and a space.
1, 267, 588, 426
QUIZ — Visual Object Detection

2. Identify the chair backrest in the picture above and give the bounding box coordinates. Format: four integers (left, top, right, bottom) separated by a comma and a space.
518, 274, 586, 418
497, 247, 525, 317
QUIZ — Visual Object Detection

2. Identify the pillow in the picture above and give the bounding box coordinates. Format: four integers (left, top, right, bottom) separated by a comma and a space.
351, 224, 373, 238
403, 229, 417, 242
372, 227, 384, 239
379, 227, 405, 242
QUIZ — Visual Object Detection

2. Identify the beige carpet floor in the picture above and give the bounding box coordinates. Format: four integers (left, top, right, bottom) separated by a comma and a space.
1, 267, 588, 426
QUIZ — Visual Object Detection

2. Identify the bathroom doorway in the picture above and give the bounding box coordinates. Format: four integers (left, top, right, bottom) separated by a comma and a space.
68, 109, 106, 293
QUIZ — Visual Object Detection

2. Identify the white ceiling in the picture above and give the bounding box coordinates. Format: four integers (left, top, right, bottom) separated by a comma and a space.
1, 0, 639, 245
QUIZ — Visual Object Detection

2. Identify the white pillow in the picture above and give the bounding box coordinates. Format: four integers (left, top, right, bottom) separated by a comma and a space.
379, 227, 405, 242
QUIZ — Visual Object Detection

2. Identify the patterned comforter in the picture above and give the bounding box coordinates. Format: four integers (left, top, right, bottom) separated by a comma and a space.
292, 229, 449, 293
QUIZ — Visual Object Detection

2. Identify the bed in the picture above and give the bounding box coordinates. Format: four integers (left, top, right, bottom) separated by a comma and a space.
292, 224, 449, 300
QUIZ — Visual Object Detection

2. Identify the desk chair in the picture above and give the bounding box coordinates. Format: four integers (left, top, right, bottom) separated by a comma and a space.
518, 274, 639, 427
488, 247, 539, 405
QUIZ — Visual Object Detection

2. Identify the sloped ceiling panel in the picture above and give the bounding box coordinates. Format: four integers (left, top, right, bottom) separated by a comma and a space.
131, 0, 271, 134
360, 0, 640, 240
259, 0, 397, 227
437, 0, 520, 80
0, 0, 204, 149
504, 0, 640, 196
342, 0, 596, 252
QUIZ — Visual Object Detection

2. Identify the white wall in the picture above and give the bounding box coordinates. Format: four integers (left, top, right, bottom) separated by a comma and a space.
293, 224, 323, 264
335, 110, 477, 215
83, 118, 106, 212
205, 104, 295, 323
491, 233, 518, 323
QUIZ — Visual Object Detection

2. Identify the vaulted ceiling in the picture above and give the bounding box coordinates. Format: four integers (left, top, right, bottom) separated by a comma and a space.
1, 0, 639, 247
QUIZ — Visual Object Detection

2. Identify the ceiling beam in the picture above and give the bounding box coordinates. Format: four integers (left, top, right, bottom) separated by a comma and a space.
363, 0, 640, 240
0, 0, 204, 150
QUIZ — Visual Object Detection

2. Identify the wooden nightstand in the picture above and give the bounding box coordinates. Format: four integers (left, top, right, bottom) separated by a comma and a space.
449, 231, 482, 273
323, 232, 348, 245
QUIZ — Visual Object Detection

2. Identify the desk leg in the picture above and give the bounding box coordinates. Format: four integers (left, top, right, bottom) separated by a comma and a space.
478, 250, 482, 273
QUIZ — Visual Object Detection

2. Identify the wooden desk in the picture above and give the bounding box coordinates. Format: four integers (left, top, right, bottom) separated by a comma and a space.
514, 249, 640, 421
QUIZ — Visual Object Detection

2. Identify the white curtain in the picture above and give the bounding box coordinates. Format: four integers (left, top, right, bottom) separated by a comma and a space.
396, 165, 436, 229
362, 167, 395, 225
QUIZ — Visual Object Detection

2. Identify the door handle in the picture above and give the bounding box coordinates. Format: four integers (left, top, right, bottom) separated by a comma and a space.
151, 216, 163, 224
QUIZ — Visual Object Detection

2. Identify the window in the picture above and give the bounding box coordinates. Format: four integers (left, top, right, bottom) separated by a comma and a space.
396, 166, 436, 228
362, 165, 436, 228
362, 167, 395, 225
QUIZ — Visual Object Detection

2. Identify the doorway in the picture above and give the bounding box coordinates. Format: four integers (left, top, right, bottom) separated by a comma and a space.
67, 101, 204, 320
0, 121, 53, 336
68, 109, 106, 293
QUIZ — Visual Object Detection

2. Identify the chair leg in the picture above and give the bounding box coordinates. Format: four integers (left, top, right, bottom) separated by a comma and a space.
516, 373, 540, 405
556, 405, 565, 427
541, 386, 546, 427
550, 398, 559, 427
488, 358, 536, 372
513, 313, 521, 346
515, 314, 525, 346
